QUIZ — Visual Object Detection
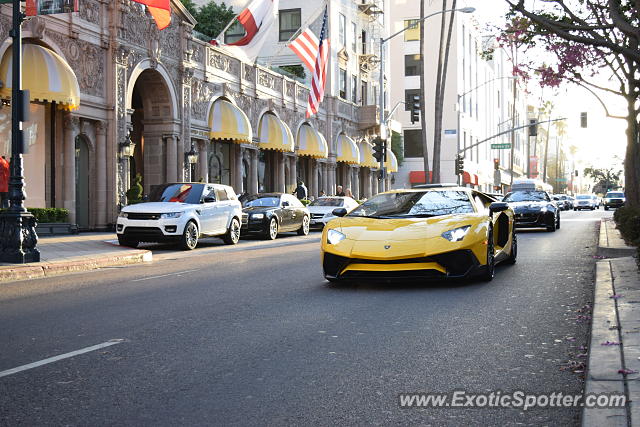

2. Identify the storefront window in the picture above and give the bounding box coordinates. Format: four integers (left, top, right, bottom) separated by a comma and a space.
258, 150, 266, 193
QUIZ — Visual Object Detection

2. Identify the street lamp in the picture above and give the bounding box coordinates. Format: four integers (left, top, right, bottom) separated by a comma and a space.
456, 76, 517, 186
119, 133, 136, 158
377, 6, 475, 192
0, 0, 40, 263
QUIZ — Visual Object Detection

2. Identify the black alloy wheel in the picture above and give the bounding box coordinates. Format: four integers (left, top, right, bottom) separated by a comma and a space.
505, 229, 517, 265
480, 226, 496, 281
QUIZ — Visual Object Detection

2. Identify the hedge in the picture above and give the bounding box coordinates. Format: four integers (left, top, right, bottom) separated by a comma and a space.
0, 208, 69, 223
613, 206, 640, 261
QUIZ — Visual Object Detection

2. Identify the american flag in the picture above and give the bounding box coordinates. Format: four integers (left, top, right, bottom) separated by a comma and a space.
306, 6, 329, 119
288, 29, 320, 73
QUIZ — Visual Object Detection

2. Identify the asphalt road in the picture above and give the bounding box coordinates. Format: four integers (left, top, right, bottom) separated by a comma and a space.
0, 209, 609, 426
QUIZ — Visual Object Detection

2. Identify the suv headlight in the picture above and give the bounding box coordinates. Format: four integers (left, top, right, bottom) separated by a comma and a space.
327, 229, 346, 245
251, 213, 264, 219
161, 212, 183, 219
118, 212, 128, 218
441, 225, 471, 242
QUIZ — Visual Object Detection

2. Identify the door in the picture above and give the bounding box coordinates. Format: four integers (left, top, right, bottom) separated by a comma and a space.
75, 136, 89, 229
215, 187, 232, 232
199, 186, 219, 234
278, 195, 294, 230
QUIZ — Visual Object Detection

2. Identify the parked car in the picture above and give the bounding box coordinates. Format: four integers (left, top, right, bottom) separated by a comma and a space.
503, 190, 560, 232
321, 186, 516, 282
574, 194, 597, 210
603, 191, 626, 210
116, 183, 242, 250
553, 194, 573, 211
307, 196, 359, 228
241, 193, 310, 239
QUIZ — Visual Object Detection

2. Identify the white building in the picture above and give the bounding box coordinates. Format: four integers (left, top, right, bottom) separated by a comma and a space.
387, 1, 528, 192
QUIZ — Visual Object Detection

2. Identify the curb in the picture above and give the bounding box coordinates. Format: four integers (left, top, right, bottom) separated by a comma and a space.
0, 249, 152, 283
598, 218, 637, 258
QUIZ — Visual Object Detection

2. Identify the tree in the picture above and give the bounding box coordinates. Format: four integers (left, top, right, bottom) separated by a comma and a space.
180, 0, 235, 40
584, 167, 623, 193
500, 0, 640, 208
391, 131, 404, 167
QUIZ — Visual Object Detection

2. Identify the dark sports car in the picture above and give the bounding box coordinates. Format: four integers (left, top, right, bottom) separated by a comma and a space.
241, 193, 310, 240
503, 190, 560, 232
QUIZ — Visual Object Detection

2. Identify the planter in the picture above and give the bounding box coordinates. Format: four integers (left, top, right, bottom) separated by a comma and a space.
36, 223, 79, 236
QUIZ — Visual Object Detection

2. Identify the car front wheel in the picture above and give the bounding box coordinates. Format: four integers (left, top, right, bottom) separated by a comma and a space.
297, 215, 310, 236
265, 218, 278, 240
505, 230, 517, 265
222, 218, 240, 245
480, 227, 495, 281
180, 221, 199, 250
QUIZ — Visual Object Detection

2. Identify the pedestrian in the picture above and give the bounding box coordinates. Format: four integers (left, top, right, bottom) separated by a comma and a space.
336, 185, 345, 197
345, 188, 353, 199
0, 155, 9, 209
294, 180, 308, 200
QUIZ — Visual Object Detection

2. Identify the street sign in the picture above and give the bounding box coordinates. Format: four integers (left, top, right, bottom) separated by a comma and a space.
491, 143, 511, 149
555, 178, 567, 182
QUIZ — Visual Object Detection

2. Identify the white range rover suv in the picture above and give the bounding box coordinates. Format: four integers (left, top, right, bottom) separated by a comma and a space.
116, 182, 242, 250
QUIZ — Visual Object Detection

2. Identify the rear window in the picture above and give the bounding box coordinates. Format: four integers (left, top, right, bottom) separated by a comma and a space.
606, 192, 624, 198
310, 198, 344, 207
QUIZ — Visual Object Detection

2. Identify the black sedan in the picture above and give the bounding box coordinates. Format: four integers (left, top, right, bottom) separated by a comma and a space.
241, 193, 310, 240
504, 190, 560, 232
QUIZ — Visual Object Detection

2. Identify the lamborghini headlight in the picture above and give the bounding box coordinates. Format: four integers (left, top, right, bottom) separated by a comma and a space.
327, 229, 346, 245
441, 225, 471, 242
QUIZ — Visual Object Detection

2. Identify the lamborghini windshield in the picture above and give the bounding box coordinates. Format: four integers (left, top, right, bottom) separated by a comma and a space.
348, 190, 474, 218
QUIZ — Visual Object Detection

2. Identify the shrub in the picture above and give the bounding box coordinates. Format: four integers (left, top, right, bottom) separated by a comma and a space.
0, 208, 69, 223
613, 206, 640, 246
126, 174, 143, 204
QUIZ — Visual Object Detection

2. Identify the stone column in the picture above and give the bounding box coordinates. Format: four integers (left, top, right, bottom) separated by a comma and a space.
310, 159, 318, 198
235, 144, 243, 192
250, 149, 258, 194
277, 152, 286, 193
177, 136, 185, 182
353, 166, 360, 200
290, 156, 297, 190
63, 114, 80, 224
197, 139, 208, 182
345, 164, 352, 195
165, 134, 178, 182
95, 120, 107, 228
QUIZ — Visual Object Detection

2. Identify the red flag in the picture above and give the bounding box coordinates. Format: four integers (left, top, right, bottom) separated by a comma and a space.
131, 0, 171, 30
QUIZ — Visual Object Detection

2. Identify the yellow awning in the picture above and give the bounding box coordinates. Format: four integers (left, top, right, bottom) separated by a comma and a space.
385, 149, 398, 173
0, 44, 80, 110
208, 99, 253, 143
296, 123, 328, 158
336, 134, 360, 165
359, 141, 378, 168
257, 113, 294, 152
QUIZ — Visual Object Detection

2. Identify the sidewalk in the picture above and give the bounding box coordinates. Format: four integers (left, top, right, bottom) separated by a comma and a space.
0, 233, 152, 283
583, 218, 639, 427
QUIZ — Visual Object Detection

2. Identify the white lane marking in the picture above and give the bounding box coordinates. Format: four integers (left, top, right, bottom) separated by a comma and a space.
132, 269, 200, 282
0, 339, 124, 378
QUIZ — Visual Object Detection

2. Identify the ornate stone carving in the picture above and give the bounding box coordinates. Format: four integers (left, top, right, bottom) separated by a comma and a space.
119, 1, 153, 48
285, 81, 295, 98
24, 16, 46, 39
258, 70, 276, 90
160, 24, 180, 60
95, 120, 107, 136
64, 114, 81, 131
243, 64, 254, 83
191, 80, 215, 121
114, 45, 133, 66
209, 51, 238, 75
80, 0, 101, 25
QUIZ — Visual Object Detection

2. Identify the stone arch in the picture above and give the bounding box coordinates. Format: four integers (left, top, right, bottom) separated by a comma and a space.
126, 59, 179, 119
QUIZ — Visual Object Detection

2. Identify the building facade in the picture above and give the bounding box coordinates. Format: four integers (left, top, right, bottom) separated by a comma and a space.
387, 1, 529, 192
0, 0, 387, 231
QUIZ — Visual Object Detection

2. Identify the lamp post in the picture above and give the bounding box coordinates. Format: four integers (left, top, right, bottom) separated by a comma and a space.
456, 76, 516, 186
377, 6, 474, 193
185, 144, 198, 181
0, 0, 40, 263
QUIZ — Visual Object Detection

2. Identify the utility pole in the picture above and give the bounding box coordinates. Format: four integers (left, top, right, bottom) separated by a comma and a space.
419, 0, 430, 184
509, 77, 517, 187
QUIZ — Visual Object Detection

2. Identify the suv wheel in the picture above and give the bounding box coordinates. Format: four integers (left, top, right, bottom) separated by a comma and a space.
180, 221, 199, 250
223, 218, 241, 245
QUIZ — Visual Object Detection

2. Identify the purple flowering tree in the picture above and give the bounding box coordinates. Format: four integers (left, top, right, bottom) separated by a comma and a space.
499, 0, 640, 208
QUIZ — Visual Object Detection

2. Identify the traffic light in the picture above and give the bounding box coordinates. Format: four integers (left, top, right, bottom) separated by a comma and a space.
410, 95, 420, 124
372, 137, 386, 163
580, 112, 587, 128
455, 154, 465, 175
528, 119, 538, 137
494, 158, 500, 170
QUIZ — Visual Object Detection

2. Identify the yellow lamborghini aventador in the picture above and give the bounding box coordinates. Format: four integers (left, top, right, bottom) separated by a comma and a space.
321, 185, 517, 282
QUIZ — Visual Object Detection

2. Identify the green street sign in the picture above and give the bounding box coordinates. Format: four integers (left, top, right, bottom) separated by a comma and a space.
555, 178, 567, 182
491, 143, 512, 149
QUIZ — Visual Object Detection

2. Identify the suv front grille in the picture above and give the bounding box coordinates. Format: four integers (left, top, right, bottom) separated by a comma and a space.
127, 213, 162, 220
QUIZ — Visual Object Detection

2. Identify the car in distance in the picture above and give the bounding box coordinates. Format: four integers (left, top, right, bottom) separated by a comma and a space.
574, 194, 597, 210
603, 191, 626, 210
503, 190, 560, 231
553, 194, 573, 211
241, 193, 310, 239
321, 186, 517, 283
307, 196, 359, 228
116, 183, 242, 250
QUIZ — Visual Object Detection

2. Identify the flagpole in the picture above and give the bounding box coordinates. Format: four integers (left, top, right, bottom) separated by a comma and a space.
265, 0, 328, 68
